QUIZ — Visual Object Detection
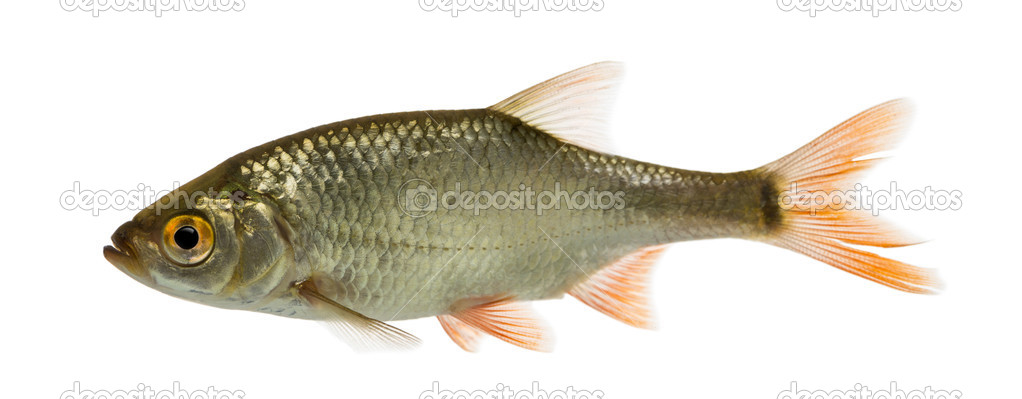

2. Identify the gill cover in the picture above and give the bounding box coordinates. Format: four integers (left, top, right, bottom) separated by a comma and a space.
107, 182, 299, 311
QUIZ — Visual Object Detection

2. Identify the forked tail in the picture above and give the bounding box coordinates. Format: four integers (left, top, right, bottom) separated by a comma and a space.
755, 99, 941, 294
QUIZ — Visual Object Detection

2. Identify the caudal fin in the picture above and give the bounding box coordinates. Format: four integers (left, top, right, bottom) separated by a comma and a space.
756, 99, 942, 294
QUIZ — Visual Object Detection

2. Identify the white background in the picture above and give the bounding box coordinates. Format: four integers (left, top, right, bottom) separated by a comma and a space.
1, 1, 1018, 398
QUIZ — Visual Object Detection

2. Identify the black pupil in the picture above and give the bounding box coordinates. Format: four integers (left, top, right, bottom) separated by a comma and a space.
174, 226, 200, 250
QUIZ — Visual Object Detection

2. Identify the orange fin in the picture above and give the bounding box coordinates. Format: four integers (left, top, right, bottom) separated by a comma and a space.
442, 297, 552, 352
757, 99, 942, 294
569, 245, 668, 329
767, 231, 939, 294
437, 315, 485, 352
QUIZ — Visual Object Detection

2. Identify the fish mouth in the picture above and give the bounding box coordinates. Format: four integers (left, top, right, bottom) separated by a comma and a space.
104, 221, 152, 284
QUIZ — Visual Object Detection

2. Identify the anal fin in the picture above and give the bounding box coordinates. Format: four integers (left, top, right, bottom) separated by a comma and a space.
569, 244, 668, 329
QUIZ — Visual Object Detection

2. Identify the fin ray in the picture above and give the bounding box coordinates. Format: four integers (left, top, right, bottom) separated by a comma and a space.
437, 315, 485, 352
488, 61, 623, 153
444, 297, 552, 352
756, 99, 941, 294
569, 245, 668, 329
296, 280, 421, 351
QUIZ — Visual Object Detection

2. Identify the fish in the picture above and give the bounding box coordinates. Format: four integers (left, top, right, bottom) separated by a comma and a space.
103, 62, 941, 352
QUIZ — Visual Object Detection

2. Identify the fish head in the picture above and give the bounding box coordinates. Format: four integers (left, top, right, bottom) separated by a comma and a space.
104, 179, 298, 311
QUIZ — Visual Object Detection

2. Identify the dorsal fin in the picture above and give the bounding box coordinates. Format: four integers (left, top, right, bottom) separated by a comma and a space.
488, 61, 623, 153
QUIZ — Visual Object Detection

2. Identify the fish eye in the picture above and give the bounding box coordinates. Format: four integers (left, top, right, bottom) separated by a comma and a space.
174, 226, 199, 249
161, 215, 214, 266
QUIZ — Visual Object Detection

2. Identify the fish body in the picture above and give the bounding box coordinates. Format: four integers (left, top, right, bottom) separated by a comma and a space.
220, 109, 763, 321
105, 62, 939, 351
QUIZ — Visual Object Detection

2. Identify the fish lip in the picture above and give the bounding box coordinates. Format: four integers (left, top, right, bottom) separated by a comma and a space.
104, 222, 152, 284
103, 245, 133, 272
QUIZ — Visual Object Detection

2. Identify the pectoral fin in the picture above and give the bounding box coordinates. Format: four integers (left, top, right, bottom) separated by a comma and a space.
295, 279, 421, 351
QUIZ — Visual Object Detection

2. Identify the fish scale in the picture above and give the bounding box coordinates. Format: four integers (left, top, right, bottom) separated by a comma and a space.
226, 109, 765, 320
